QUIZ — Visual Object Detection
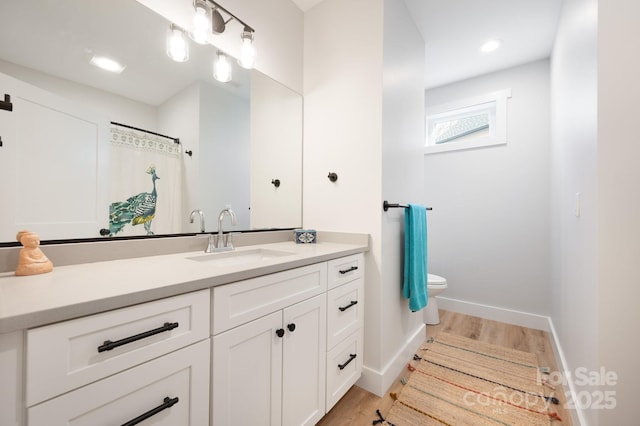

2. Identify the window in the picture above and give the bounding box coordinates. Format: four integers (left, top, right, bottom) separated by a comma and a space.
425, 89, 511, 154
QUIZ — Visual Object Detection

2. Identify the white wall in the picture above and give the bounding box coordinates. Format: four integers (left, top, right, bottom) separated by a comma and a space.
378, 0, 426, 392
424, 60, 551, 316
549, 0, 598, 424
597, 1, 640, 423
303, 0, 382, 234
304, 0, 426, 396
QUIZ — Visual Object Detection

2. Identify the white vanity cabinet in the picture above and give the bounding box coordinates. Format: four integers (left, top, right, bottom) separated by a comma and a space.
0, 242, 368, 426
212, 263, 328, 426
24, 289, 211, 426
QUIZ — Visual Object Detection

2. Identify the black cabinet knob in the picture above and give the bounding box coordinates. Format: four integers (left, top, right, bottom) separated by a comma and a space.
287, 323, 296, 332
99, 228, 110, 236
276, 328, 285, 338
271, 179, 281, 188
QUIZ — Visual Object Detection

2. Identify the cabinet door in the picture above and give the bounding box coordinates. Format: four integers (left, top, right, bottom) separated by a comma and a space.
212, 311, 283, 426
0, 71, 109, 241
282, 294, 327, 426
28, 339, 210, 426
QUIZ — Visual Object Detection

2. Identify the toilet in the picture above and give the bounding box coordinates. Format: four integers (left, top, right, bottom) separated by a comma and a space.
424, 273, 448, 325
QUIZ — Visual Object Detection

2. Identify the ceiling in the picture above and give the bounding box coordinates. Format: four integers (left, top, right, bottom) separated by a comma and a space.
292, 0, 562, 89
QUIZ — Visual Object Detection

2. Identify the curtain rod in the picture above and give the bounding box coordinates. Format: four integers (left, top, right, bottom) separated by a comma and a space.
111, 121, 180, 144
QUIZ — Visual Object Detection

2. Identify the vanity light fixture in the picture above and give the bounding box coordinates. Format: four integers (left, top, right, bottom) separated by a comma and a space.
191, 0, 211, 44
166, 24, 190, 62
213, 51, 232, 82
168, 0, 256, 75
480, 39, 502, 53
89, 55, 126, 73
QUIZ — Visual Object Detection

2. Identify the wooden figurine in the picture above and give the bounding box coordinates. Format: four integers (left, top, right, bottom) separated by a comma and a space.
15, 230, 53, 276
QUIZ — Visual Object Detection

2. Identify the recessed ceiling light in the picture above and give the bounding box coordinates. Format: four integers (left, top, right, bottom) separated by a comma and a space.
89, 55, 126, 73
480, 39, 502, 53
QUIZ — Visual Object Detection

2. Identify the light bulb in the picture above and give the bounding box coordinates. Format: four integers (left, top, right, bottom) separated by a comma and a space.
192, 1, 210, 45
214, 52, 232, 82
166, 25, 189, 62
238, 29, 255, 69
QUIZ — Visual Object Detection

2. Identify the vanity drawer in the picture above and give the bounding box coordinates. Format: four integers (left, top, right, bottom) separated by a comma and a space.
28, 339, 210, 426
213, 262, 327, 334
326, 329, 363, 411
26, 289, 210, 406
327, 253, 364, 290
327, 278, 364, 349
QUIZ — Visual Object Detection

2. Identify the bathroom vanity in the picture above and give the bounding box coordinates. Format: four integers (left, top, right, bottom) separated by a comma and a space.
0, 236, 367, 426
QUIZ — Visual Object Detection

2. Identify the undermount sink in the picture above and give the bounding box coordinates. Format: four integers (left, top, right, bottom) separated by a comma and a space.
186, 248, 295, 267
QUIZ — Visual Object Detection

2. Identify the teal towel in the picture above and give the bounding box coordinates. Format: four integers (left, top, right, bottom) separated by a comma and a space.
403, 204, 428, 311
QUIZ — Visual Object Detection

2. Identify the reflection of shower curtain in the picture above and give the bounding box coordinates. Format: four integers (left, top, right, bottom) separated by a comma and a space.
109, 124, 182, 236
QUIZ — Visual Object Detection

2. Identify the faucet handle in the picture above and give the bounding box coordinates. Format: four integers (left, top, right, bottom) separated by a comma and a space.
225, 232, 241, 249
205, 234, 217, 253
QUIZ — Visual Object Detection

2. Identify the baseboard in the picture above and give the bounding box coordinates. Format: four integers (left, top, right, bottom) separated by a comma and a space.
357, 323, 425, 397
545, 318, 586, 426
436, 296, 551, 331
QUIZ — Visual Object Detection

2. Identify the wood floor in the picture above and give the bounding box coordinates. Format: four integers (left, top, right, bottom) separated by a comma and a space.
317, 310, 572, 426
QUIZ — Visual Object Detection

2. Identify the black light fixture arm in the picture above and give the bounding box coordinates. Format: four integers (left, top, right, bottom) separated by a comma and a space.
205, 0, 255, 33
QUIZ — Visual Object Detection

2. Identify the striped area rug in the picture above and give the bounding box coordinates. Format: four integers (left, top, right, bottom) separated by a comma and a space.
382, 333, 562, 425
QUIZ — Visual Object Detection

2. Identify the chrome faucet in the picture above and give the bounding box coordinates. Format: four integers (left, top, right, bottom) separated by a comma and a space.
189, 209, 205, 233
216, 207, 237, 250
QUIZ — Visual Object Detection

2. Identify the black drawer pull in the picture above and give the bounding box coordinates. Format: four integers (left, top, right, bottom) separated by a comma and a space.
276, 328, 285, 338
98, 322, 179, 353
121, 396, 179, 426
339, 266, 358, 275
287, 323, 296, 332
338, 353, 357, 370
338, 300, 358, 312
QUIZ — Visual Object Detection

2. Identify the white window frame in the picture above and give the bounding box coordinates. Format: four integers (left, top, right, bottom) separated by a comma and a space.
425, 88, 511, 155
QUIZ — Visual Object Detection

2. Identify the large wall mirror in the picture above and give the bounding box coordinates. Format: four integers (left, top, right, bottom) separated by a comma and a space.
0, 0, 302, 244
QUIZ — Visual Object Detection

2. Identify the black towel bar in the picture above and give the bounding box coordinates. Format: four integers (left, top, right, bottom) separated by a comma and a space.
383, 200, 432, 211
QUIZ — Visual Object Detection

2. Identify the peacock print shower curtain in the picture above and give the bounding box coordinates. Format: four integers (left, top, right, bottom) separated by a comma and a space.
109, 124, 182, 237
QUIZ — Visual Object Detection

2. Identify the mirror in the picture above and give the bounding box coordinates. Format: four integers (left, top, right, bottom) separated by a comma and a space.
0, 0, 302, 243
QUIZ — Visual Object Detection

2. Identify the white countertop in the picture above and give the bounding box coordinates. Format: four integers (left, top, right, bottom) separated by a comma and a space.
0, 241, 367, 333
